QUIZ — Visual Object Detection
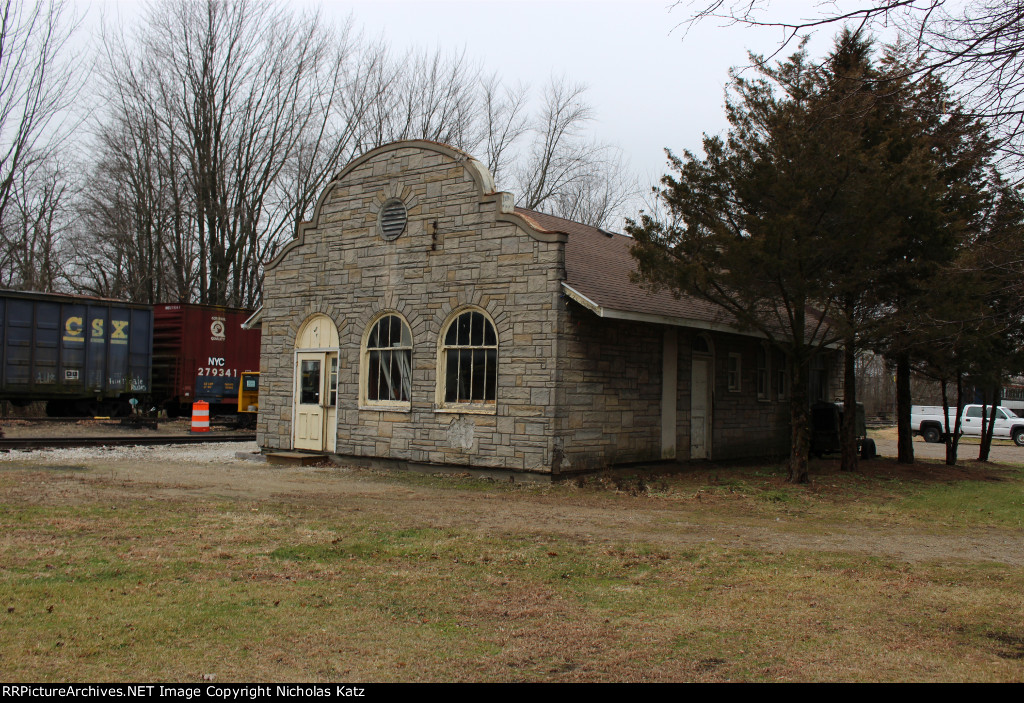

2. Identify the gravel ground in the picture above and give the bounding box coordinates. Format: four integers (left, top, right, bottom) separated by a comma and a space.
0, 417, 250, 438
869, 427, 1024, 463
2, 438, 1024, 567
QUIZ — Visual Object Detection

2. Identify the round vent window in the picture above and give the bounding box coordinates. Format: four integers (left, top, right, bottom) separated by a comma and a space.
378, 199, 408, 241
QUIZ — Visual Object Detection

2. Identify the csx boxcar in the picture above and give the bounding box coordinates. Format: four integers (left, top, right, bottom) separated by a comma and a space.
0, 290, 153, 414
151, 304, 261, 414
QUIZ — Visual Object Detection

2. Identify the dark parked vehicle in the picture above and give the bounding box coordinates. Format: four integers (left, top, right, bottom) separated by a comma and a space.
810, 400, 876, 459
0, 289, 153, 415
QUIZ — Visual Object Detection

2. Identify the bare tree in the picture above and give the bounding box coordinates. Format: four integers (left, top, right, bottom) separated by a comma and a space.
673, 1, 1024, 172
80, 4, 638, 306
513, 76, 638, 228
547, 145, 636, 230
83, 0, 358, 308
350, 45, 484, 154
0, 153, 73, 291
478, 72, 528, 186
515, 77, 593, 211
0, 0, 81, 291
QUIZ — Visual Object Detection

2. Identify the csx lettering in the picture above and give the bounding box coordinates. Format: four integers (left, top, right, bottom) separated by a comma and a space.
65, 317, 82, 335
63, 316, 84, 342
111, 320, 129, 339
91, 319, 104, 337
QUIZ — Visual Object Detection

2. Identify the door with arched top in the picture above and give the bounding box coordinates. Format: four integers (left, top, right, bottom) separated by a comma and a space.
293, 314, 339, 452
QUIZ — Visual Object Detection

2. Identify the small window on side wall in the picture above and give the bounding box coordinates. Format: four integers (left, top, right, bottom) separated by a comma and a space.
727, 352, 742, 392
438, 309, 497, 411
756, 345, 769, 400
775, 349, 788, 400
362, 313, 413, 409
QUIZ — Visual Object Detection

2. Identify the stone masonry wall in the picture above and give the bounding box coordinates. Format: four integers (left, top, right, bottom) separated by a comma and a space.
551, 308, 792, 471
681, 330, 791, 461
258, 143, 563, 472
552, 302, 665, 471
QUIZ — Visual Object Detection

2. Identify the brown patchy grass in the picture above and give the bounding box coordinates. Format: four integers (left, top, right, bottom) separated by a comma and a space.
2, 451, 1024, 682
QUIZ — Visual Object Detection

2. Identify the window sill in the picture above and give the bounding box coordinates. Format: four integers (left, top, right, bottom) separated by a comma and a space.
359, 404, 411, 413
434, 404, 497, 416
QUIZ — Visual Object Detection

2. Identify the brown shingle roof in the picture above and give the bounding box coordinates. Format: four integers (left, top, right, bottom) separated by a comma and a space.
514, 208, 740, 331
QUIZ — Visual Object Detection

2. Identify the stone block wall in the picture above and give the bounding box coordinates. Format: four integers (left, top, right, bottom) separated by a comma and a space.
552, 310, 792, 471
553, 302, 665, 471
673, 330, 791, 461
258, 142, 564, 472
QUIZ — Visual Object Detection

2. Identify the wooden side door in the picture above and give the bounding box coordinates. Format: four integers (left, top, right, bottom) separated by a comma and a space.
691, 357, 711, 459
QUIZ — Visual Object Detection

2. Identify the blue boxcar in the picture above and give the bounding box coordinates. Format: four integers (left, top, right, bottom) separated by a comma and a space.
0, 290, 153, 413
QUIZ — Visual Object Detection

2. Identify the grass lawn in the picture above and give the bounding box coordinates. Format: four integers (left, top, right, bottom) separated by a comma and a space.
1, 447, 1023, 682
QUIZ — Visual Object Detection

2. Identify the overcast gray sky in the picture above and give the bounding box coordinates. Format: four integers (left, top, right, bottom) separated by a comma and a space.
90, 1, 857, 194
340, 0, 779, 186
339, 0, 857, 185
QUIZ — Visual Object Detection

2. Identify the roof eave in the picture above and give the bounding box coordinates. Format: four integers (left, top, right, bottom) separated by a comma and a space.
561, 283, 763, 338
242, 306, 263, 330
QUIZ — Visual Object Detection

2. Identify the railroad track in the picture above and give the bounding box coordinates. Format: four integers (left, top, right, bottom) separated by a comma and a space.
0, 434, 256, 451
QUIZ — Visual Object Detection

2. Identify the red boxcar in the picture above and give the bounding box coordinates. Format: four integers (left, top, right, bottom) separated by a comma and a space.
151, 304, 261, 414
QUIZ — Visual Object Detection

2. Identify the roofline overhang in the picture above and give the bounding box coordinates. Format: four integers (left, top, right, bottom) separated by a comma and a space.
242, 306, 263, 330
561, 282, 766, 339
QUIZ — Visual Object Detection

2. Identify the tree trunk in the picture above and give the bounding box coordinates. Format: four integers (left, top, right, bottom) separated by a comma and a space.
979, 384, 993, 462
788, 357, 810, 483
896, 353, 914, 463
942, 372, 963, 466
841, 336, 858, 472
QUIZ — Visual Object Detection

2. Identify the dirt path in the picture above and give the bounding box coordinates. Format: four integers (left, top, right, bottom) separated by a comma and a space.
3, 441, 1023, 567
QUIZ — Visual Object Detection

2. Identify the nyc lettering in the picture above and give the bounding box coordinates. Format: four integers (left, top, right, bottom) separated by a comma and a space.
197, 357, 237, 377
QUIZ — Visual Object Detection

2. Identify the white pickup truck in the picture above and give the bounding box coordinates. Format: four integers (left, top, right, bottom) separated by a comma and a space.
911, 404, 1024, 446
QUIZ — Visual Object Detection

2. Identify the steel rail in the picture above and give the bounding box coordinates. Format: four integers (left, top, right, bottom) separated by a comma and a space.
0, 434, 256, 451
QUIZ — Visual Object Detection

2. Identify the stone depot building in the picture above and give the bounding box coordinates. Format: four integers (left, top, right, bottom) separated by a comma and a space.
253, 140, 834, 476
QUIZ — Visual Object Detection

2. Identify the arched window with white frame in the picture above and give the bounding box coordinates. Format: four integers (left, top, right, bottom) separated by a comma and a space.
438, 308, 497, 410
362, 313, 413, 409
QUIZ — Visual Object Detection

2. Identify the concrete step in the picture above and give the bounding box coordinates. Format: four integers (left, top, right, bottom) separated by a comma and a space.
265, 451, 326, 466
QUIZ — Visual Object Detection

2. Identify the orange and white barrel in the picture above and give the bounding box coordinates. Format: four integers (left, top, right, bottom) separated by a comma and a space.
191, 400, 210, 433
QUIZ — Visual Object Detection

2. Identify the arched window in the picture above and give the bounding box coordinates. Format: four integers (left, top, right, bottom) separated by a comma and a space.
362, 313, 412, 408
438, 309, 497, 409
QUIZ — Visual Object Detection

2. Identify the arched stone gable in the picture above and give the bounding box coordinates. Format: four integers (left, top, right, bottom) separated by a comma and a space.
267, 140, 565, 272
259, 139, 572, 471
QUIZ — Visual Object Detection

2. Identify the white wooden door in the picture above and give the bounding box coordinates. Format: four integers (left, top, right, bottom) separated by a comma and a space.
294, 352, 327, 451
691, 358, 710, 459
